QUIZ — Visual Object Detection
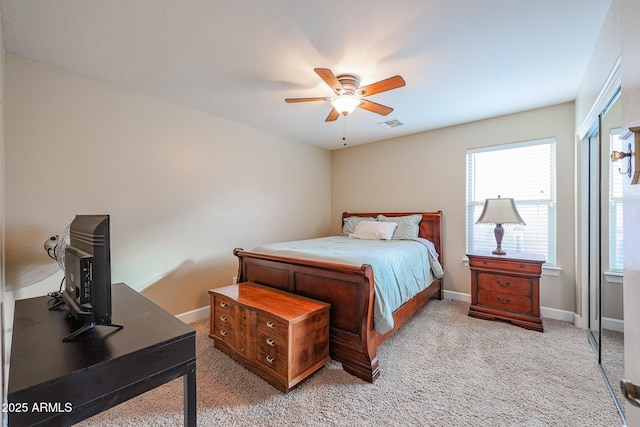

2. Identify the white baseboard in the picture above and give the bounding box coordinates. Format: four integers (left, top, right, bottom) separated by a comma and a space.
179, 291, 620, 331
176, 305, 209, 324
602, 316, 624, 333
443, 290, 575, 323
443, 290, 471, 303
571, 314, 623, 332
540, 306, 574, 322
573, 313, 587, 329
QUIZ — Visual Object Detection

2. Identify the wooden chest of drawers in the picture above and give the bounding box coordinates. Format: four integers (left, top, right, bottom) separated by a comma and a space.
209, 282, 330, 392
467, 251, 545, 332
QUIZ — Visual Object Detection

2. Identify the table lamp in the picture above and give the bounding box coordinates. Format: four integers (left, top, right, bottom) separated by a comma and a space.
476, 196, 525, 255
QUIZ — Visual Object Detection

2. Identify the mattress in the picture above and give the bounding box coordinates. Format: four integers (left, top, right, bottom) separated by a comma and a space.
252, 236, 444, 334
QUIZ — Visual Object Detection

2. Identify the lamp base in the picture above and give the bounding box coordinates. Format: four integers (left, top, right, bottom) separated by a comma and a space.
493, 223, 505, 255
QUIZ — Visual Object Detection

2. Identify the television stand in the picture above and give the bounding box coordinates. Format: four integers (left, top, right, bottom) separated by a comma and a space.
46, 292, 125, 341
63, 320, 124, 342
8, 283, 196, 426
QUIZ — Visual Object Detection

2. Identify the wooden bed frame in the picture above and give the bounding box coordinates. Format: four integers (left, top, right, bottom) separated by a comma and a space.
233, 211, 444, 383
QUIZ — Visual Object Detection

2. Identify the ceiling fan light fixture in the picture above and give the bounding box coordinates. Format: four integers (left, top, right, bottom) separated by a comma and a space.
330, 95, 361, 116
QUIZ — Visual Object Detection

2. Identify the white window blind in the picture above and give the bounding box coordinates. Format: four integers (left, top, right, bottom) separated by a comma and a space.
466, 138, 556, 263
609, 129, 623, 271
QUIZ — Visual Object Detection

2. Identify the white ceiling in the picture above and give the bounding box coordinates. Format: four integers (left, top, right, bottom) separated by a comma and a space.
0, 0, 611, 150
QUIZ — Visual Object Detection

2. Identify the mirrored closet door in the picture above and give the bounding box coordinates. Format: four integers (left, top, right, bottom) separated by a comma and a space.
584, 92, 625, 421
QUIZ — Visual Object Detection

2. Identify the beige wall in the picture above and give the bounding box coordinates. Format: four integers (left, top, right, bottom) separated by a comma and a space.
331, 102, 577, 313
4, 54, 331, 315
575, 0, 621, 135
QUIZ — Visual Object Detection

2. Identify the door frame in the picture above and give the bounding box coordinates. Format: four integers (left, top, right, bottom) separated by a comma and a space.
576, 59, 621, 329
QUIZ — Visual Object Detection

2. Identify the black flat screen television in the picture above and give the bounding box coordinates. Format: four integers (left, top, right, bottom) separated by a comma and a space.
61, 214, 122, 341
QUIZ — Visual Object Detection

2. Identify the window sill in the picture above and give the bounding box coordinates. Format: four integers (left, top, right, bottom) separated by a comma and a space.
604, 271, 623, 284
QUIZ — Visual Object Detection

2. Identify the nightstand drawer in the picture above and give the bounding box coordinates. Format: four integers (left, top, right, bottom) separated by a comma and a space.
468, 257, 542, 275
477, 289, 532, 314
477, 273, 531, 295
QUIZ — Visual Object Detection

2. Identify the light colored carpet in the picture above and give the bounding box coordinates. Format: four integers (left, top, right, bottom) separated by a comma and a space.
77, 299, 622, 426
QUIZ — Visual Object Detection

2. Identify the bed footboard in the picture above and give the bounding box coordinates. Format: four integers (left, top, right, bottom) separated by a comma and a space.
232, 248, 442, 382
233, 248, 380, 382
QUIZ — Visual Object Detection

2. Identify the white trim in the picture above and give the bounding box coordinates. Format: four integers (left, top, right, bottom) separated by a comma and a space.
180, 289, 594, 327
602, 316, 624, 333
443, 290, 471, 303
575, 59, 623, 337
577, 57, 622, 140
176, 305, 209, 324
540, 306, 574, 323
542, 265, 561, 277
466, 137, 555, 154
604, 271, 623, 284
578, 132, 591, 332
574, 313, 587, 329
571, 314, 625, 332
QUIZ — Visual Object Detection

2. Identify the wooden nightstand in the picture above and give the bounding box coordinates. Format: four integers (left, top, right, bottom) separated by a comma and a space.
209, 282, 330, 392
467, 251, 545, 332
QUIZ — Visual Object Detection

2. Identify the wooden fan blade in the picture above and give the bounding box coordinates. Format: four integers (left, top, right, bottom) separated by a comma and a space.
314, 68, 343, 93
359, 99, 393, 116
358, 75, 405, 97
325, 108, 340, 122
285, 97, 329, 103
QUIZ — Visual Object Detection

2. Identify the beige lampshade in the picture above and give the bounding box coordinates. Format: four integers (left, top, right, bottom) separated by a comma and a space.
476, 197, 525, 225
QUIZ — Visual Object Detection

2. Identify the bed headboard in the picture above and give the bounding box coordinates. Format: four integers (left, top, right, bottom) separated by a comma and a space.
342, 211, 444, 266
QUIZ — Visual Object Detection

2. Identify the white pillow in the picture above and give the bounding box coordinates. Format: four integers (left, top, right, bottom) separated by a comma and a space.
341, 216, 376, 235
349, 220, 398, 241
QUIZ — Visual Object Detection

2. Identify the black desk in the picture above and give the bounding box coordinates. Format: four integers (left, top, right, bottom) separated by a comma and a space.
7, 283, 196, 426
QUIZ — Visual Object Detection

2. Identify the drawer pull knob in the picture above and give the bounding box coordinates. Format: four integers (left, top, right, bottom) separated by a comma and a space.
496, 296, 511, 304
220, 330, 228, 336
220, 315, 227, 322
266, 338, 275, 346
482, 260, 487, 264
266, 355, 275, 364
266, 321, 275, 328
220, 302, 227, 307
496, 280, 510, 288
519, 264, 525, 268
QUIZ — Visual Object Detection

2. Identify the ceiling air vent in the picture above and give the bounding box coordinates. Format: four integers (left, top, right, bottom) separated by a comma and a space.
378, 119, 404, 129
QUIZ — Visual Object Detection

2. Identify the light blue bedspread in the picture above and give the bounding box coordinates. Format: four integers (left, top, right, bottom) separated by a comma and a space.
252, 236, 444, 334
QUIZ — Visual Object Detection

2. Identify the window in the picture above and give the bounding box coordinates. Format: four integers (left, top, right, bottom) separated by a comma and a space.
466, 138, 556, 264
609, 128, 623, 271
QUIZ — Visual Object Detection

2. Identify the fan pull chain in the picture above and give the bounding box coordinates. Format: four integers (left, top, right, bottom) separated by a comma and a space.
342, 115, 348, 146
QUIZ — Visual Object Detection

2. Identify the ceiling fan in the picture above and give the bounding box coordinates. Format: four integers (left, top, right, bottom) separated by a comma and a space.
285, 68, 406, 122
